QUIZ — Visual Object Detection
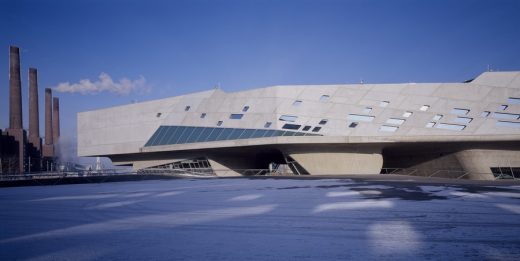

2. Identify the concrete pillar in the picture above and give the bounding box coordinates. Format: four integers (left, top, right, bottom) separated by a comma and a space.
52, 97, 60, 142
9, 46, 22, 129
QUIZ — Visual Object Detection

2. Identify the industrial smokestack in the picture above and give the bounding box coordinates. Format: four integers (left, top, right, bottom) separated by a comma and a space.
28, 68, 40, 139
45, 88, 53, 146
9, 46, 22, 129
52, 97, 60, 142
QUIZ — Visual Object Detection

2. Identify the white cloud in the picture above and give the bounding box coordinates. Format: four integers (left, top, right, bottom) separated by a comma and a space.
52, 72, 148, 95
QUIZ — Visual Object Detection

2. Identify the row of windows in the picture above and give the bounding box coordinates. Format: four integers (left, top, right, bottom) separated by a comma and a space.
144, 126, 320, 147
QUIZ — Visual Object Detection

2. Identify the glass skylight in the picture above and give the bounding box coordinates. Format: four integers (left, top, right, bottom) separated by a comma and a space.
347, 114, 375, 122
450, 108, 470, 115
279, 115, 298, 122
402, 111, 413, 118
436, 123, 466, 131
379, 125, 398, 132
420, 105, 430, 111
386, 118, 405, 125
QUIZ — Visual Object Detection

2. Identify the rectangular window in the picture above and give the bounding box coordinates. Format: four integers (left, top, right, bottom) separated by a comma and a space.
402, 111, 413, 118
425, 122, 435, 128
386, 118, 405, 125
451, 108, 470, 115
229, 114, 244, 119
493, 112, 520, 120
292, 100, 302, 106
454, 117, 473, 124
264, 121, 272, 128
312, 126, 322, 132
379, 125, 398, 132
242, 106, 249, 112
302, 125, 311, 131
319, 119, 328, 125
217, 121, 223, 126
379, 101, 390, 107
348, 122, 358, 128
347, 114, 375, 122
496, 121, 520, 128
282, 124, 301, 130
436, 123, 466, 131
507, 97, 520, 104
200, 113, 206, 119
363, 107, 372, 114
279, 115, 298, 122
420, 105, 430, 111
320, 95, 330, 102
481, 111, 490, 117
499, 105, 508, 110
432, 114, 443, 121
185, 106, 191, 111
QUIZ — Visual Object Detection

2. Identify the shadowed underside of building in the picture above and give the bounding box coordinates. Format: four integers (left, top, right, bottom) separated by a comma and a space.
78, 71, 520, 180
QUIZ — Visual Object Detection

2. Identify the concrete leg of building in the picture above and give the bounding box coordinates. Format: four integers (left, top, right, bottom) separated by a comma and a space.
455, 149, 520, 180
288, 152, 383, 175
207, 155, 258, 177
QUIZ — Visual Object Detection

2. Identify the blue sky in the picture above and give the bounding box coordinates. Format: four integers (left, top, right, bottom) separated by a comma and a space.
1, 0, 520, 139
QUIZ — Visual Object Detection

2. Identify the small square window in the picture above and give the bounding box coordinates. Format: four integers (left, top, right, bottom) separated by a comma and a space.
379, 101, 390, 107
319, 95, 330, 102
185, 106, 191, 111
481, 111, 490, 117
499, 105, 508, 111
217, 121, 223, 126
312, 126, 322, 132
242, 106, 250, 112
302, 125, 311, 131
319, 119, 328, 125
156, 113, 162, 118
292, 100, 302, 106
363, 107, 372, 114
425, 122, 435, 128
420, 105, 430, 111
200, 113, 206, 119
264, 122, 272, 128
348, 122, 358, 128
402, 111, 413, 118
432, 114, 443, 121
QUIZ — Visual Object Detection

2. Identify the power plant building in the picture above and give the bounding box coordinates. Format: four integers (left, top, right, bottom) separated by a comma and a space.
0, 46, 60, 174
78, 71, 520, 180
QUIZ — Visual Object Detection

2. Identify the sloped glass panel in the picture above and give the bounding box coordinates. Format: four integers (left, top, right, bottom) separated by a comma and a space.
254, 129, 268, 138
493, 112, 520, 120
312, 126, 322, 132
379, 125, 398, 132
167, 126, 186, 144
239, 129, 255, 139
496, 121, 520, 128
228, 129, 245, 140
302, 125, 311, 131
198, 127, 215, 142
283, 131, 296, 136
347, 114, 375, 122
386, 118, 405, 125
177, 127, 195, 144
185, 127, 204, 143
208, 128, 224, 141
279, 115, 298, 122
454, 117, 473, 124
436, 123, 466, 131
451, 108, 470, 115
507, 97, 520, 104
402, 111, 413, 118
217, 128, 234, 140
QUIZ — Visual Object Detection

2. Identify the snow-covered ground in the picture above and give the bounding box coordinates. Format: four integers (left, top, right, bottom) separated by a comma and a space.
0, 178, 519, 260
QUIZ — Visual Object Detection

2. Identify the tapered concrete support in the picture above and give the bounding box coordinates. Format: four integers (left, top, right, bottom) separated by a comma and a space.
455, 149, 520, 180
207, 155, 255, 177
43, 88, 54, 158
288, 151, 383, 175
9, 46, 22, 130
28, 68, 41, 152
52, 97, 60, 142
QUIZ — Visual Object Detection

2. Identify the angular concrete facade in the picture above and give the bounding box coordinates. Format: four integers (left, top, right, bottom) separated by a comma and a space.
78, 72, 520, 180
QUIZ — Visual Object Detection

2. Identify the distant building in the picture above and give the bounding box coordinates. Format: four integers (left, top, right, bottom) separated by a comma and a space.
78, 71, 520, 180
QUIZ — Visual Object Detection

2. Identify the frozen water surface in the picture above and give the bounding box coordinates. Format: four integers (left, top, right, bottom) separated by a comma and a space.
1, 178, 519, 260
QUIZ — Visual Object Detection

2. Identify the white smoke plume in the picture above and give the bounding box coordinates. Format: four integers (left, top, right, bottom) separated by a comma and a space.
53, 72, 148, 95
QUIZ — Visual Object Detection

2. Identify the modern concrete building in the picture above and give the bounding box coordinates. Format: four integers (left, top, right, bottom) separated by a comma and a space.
78, 71, 520, 180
